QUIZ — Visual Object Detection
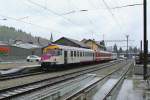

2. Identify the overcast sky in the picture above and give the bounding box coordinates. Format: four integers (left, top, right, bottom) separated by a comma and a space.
0, 0, 149, 50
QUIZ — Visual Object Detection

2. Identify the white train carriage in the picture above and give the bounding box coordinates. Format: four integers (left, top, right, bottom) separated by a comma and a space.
41, 44, 95, 68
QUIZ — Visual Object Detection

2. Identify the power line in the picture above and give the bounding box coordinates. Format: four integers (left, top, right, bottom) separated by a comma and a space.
27, 0, 75, 24
102, 0, 122, 28
67, 0, 100, 37
0, 14, 62, 33
102, 40, 134, 42
111, 3, 143, 9
27, 0, 91, 34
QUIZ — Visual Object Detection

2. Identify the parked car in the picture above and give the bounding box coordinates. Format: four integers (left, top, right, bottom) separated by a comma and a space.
26, 55, 41, 62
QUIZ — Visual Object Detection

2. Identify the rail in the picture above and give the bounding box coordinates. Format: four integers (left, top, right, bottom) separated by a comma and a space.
102, 62, 133, 100
0, 60, 122, 100
65, 61, 133, 100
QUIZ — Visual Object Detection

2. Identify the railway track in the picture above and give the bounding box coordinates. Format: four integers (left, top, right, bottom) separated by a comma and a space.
65, 61, 133, 100
102, 62, 133, 100
0, 60, 123, 100
0, 71, 44, 81
0, 60, 121, 81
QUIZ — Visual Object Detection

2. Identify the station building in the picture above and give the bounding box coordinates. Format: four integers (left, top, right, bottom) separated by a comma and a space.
0, 41, 42, 61
54, 37, 105, 51
81, 39, 105, 51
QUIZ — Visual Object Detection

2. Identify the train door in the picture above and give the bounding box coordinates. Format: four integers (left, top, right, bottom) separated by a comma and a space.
93, 52, 95, 61
64, 51, 68, 64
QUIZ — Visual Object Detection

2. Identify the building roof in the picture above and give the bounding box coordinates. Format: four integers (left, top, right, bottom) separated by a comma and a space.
12, 43, 41, 49
55, 37, 89, 48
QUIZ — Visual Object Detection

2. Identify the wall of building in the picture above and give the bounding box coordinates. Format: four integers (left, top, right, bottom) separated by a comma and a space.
0, 45, 10, 56
85, 41, 99, 51
0, 45, 42, 61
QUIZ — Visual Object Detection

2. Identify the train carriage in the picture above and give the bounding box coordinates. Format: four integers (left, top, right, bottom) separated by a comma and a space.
41, 44, 113, 70
41, 44, 95, 69
95, 51, 112, 61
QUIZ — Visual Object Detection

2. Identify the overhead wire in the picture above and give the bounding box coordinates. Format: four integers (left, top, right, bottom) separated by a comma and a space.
0, 14, 62, 33
27, 0, 90, 34
111, 3, 143, 9
67, 0, 99, 38
86, 0, 105, 38
22, 1, 65, 34
101, 0, 122, 30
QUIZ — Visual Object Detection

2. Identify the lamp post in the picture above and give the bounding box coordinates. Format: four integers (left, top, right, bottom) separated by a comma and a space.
126, 35, 129, 58
143, 0, 147, 80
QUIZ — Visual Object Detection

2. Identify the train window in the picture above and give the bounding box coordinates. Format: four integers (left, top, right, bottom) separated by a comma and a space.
88, 52, 90, 56
80, 52, 82, 57
45, 49, 62, 56
74, 51, 76, 57
71, 51, 73, 57
58, 50, 62, 56
77, 51, 79, 57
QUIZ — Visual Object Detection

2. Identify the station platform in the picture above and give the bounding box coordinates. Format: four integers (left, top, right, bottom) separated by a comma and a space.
0, 61, 40, 70
134, 64, 150, 75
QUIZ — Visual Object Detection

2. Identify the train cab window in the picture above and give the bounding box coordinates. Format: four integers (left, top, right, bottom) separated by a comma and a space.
58, 50, 62, 56
71, 51, 73, 57
74, 51, 76, 57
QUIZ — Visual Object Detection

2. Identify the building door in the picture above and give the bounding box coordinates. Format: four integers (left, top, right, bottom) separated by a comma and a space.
64, 51, 68, 64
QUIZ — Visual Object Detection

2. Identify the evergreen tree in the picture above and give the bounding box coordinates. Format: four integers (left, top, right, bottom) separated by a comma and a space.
133, 47, 138, 53
100, 40, 106, 50
118, 47, 123, 54
129, 46, 133, 53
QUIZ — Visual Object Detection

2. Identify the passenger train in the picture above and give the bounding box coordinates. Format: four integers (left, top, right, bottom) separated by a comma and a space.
41, 44, 116, 70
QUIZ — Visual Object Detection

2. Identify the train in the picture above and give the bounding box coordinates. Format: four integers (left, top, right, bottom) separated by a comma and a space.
41, 44, 117, 70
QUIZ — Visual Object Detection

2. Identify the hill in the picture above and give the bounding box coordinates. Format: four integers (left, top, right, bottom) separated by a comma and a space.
0, 26, 49, 46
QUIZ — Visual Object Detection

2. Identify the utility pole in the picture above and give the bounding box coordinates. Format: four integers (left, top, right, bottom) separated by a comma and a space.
126, 35, 129, 58
143, 0, 147, 80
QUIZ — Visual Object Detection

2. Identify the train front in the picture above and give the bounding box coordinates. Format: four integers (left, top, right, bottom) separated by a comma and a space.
41, 44, 62, 69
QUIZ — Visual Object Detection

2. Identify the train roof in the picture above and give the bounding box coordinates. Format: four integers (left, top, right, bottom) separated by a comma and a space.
44, 44, 94, 52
